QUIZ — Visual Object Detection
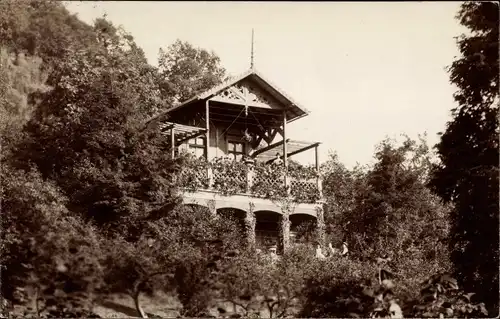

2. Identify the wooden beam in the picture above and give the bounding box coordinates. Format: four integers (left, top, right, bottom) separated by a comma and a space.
205, 100, 210, 160
274, 126, 284, 139
159, 123, 175, 132
229, 86, 246, 100
207, 116, 277, 129
283, 111, 288, 169
315, 144, 319, 173
287, 142, 320, 158
208, 102, 283, 117
175, 129, 206, 145
251, 135, 263, 149
170, 127, 175, 159
262, 130, 273, 145
210, 96, 282, 112
268, 127, 280, 142
250, 138, 290, 158
263, 142, 321, 164
250, 125, 273, 145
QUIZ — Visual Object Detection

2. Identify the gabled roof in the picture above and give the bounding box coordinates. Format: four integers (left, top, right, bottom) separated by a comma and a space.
157, 68, 310, 123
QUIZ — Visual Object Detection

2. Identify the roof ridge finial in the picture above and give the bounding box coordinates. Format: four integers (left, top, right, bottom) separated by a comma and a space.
250, 28, 255, 70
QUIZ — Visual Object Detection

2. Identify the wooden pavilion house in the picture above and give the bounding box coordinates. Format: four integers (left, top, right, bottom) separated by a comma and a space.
149, 68, 325, 253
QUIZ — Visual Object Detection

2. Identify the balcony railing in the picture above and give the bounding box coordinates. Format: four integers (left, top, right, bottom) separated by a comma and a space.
178, 155, 322, 204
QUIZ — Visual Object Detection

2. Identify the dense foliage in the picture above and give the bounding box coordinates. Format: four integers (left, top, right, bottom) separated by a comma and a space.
158, 40, 227, 105
430, 1, 499, 315
1, 1, 497, 318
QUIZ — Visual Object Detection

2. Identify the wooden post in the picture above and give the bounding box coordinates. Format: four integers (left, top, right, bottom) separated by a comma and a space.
170, 127, 175, 159
282, 111, 287, 167
315, 144, 322, 198
315, 145, 319, 172
246, 164, 254, 193
206, 100, 213, 188
282, 111, 288, 193
205, 100, 210, 160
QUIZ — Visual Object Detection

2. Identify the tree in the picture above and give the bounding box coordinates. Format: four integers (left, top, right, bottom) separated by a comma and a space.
0, 165, 104, 317
158, 40, 226, 105
320, 152, 369, 245
170, 208, 245, 317
10, 18, 178, 240
430, 2, 499, 314
0, 0, 96, 70
325, 136, 452, 300
0, 48, 50, 152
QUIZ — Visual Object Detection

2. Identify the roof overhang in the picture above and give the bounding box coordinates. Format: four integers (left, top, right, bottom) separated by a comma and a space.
251, 139, 321, 162
159, 122, 207, 145
151, 68, 310, 124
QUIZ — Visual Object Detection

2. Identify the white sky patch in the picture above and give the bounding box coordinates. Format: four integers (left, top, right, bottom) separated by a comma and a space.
65, 1, 467, 168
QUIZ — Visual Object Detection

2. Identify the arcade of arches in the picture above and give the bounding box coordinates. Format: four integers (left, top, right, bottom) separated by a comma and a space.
183, 203, 325, 254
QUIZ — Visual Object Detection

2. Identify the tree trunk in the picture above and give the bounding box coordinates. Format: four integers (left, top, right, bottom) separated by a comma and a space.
132, 271, 172, 318
133, 281, 148, 318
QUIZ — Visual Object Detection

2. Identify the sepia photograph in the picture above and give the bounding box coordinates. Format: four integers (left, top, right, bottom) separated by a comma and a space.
0, 1, 498, 318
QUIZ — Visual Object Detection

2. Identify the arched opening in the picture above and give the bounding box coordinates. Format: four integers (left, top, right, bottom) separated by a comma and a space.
217, 208, 246, 232
254, 210, 281, 251
290, 214, 317, 246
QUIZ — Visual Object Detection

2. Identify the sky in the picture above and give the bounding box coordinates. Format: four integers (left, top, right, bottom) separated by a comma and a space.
64, 1, 466, 168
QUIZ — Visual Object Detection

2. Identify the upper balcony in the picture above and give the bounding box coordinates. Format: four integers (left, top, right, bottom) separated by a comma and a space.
147, 68, 324, 206
177, 154, 323, 204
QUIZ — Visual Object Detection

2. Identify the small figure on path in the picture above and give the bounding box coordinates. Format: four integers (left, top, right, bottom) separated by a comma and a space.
328, 242, 339, 256
268, 245, 279, 264
340, 241, 348, 256
315, 244, 326, 259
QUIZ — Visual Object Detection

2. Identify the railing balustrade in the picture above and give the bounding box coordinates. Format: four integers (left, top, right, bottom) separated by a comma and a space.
179, 156, 322, 203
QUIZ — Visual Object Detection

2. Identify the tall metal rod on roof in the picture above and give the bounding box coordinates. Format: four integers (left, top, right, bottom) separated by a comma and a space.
250, 28, 255, 69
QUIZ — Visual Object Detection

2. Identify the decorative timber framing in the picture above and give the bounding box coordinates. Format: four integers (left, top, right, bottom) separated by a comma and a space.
249, 125, 282, 149
159, 122, 207, 158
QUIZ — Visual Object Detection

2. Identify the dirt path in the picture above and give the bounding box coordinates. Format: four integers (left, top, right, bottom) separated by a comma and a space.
93, 293, 181, 318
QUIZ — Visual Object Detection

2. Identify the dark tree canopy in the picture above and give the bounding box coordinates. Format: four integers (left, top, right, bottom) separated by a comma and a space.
0, 0, 96, 70
12, 18, 180, 238
430, 1, 499, 314
158, 39, 227, 105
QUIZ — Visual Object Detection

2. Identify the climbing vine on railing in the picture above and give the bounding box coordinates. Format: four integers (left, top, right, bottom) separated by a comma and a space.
287, 162, 318, 180
211, 157, 247, 196
251, 161, 288, 200
178, 153, 209, 191
288, 162, 321, 203
178, 155, 322, 203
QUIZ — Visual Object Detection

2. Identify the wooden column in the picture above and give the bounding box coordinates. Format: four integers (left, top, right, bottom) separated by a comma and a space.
315, 145, 319, 172
315, 145, 323, 198
205, 100, 210, 160
170, 127, 175, 159
246, 163, 254, 193
282, 111, 288, 167
282, 111, 288, 193
206, 100, 213, 188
